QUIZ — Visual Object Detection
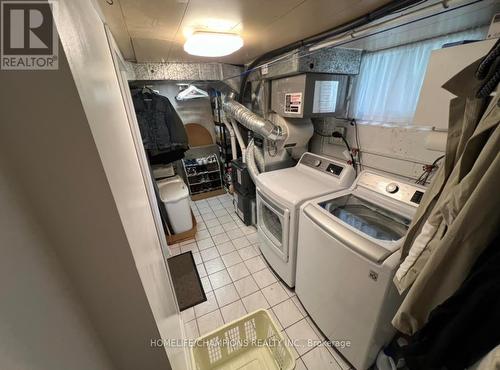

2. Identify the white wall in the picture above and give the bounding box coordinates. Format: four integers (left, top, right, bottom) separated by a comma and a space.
311, 119, 445, 181
0, 159, 115, 370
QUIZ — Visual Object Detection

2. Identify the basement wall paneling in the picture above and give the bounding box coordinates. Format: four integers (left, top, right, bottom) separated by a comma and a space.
310, 118, 445, 181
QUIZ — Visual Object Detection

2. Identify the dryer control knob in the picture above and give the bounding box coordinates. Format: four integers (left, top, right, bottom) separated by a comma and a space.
386, 183, 399, 194
313, 159, 322, 167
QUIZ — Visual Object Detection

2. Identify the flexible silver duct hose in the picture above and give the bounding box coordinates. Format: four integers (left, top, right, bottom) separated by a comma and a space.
224, 96, 283, 181
222, 120, 237, 161
229, 117, 246, 161
223, 98, 283, 141
245, 139, 260, 182
254, 144, 265, 172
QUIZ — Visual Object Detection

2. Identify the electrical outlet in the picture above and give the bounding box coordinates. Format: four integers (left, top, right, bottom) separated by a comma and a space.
328, 127, 346, 145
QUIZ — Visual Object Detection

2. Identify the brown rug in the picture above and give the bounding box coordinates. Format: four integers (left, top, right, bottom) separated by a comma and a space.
167, 251, 207, 311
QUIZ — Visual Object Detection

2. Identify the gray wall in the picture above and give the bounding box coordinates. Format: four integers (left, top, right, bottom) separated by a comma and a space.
0, 158, 115, 370
0, 0, 181, 368
0, 50, 170, 370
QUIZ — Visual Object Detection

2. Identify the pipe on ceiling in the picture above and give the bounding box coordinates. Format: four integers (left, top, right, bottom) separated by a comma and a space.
309, 0, 479, 51
238, 0, 426, 102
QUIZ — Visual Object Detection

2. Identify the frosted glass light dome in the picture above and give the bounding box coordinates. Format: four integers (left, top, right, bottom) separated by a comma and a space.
184, 32, 243, 57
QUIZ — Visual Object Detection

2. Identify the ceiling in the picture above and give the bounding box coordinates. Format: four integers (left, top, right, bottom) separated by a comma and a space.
98, 0, 393, 64
343, 0, 499, 51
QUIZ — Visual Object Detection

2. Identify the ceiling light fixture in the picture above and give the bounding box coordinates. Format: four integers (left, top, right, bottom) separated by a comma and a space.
184, 31, 243, 57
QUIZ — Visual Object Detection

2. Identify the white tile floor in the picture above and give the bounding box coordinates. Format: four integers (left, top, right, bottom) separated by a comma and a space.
168, 193, 351, 370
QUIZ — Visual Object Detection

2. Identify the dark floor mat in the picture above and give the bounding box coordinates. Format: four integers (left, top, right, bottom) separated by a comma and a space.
167, 251, 207, 311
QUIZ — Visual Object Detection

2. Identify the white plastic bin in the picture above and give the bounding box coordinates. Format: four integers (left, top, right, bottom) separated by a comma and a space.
157, 176, 193, 234
191, 309, 295, 370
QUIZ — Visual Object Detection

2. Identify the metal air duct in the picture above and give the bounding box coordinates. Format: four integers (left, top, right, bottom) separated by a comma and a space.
245, 139, 261, 182
223, 95, 315, 180
223, 97, 283, 141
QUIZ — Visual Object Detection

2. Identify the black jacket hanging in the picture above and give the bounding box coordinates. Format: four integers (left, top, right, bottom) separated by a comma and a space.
131, 89, 189, 163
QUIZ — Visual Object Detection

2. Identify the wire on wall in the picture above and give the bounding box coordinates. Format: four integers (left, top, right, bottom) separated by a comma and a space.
351, 119, 363, 171
415, 154, 445, 185
332, 131, 357, 176
314, 118, 362, 175
313, 129, 332, 137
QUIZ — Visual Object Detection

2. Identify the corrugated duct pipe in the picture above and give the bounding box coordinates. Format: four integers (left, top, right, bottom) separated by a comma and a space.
223, 97, 283, 141
222, 120, 238, 161
223, 96, 284, 182
229, 117, 246, 161
253, 144, 265, 172
245, 139, 260, 181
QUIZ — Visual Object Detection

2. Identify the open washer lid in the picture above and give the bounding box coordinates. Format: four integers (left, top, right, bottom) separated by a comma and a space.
319, 194, 411, 242
303, 171, 425, 263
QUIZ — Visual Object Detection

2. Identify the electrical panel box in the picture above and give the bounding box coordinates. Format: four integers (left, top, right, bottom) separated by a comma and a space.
271, 74, 349, 119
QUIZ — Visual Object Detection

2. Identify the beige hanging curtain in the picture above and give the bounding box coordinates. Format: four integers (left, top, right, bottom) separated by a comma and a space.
391, 46, 500, 335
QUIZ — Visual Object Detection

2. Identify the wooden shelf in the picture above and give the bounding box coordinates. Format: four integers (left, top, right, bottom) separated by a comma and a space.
190, 188, 226, 201
190, 185, 223, 195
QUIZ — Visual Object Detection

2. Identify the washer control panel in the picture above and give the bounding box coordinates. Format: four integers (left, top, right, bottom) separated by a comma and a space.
358, 172, 426, 207
300, 153, 345, 178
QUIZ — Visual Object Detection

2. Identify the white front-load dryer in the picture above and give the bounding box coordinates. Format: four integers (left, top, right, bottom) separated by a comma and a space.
255, 152, 355, 288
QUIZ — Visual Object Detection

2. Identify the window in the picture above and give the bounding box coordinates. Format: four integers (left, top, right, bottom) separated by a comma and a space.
350, 28, 486, 125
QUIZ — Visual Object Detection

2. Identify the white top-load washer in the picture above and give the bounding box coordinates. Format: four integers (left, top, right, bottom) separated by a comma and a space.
255, 152, 355, 288
295, 171, 425, 370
